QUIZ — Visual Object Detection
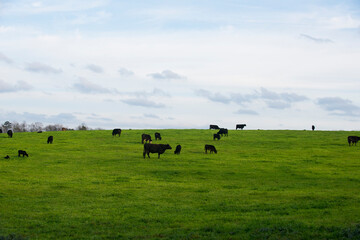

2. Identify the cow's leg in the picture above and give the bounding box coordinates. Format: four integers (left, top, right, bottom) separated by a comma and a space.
158, 153, 160, 159
143, 151, 146, 158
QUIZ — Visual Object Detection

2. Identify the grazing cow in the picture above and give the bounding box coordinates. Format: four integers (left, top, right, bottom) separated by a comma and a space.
47, 136, 54, 144
112, 128, 122, 137
217, 128, 228, 136
4, 155, 9, 159
7, 130, 13, 138
209, 124, 220, 130
143, 143, 172, 159
213, 133, 221, 140
236, 124, 246, 130
348, 136, 360, 146
312, 125, 315, 131
18, 150, 28, 157
141, 134, 152, 144
155, 132, 162, 140
205, 144, 217, 154
174, 145, 182, 154
37, 131, 42, 133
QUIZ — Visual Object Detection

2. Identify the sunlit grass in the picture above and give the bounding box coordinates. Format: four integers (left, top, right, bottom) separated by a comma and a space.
0, 129, 359, 239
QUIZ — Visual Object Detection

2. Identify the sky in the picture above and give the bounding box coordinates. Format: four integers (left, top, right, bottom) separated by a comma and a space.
0, 0, 360, 130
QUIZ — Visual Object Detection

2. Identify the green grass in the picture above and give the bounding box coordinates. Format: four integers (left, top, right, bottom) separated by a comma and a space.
0, 129, 360, 239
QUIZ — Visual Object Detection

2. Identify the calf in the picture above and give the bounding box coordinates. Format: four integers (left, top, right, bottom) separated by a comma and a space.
18, 150, 28, 157
143, 143, 172, 159
7, 130, 13, 138
217, 128, 228, 136
174, 145, 182, 154
47, 136, 53, 144
205, 144, 217, 154
155, 132, 162, 140
112, 128, 122, 137
4, 155, 10, 159
348, 136, 360, 146
142, 134, 152, 144
213, 133, 221, 140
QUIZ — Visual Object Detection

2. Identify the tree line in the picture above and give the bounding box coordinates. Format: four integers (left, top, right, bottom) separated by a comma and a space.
1, 121, 91, 133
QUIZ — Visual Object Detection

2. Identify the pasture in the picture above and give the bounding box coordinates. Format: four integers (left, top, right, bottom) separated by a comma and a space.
0, 129, 359, 239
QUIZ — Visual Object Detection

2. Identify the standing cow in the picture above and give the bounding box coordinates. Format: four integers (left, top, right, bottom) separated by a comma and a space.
174, 145, 182, 154
155, 132, 162, 140
112, 128, 122, 137
141, 134, 152, 144
205, 144, 217, 154
18, 150, 28, 157
209, 124, 220, 130
217, 128, 228, 137
236, 124, 246, 130
47, 136, 54, 144
348, 136, 360, 146
7, 130, 13, 138
143, 143, 172, 159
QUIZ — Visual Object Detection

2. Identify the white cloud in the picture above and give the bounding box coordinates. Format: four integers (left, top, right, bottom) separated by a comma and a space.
73, 78, 110, 94
86, 64, 104, 73
25, 62, 62, 74
0, 80, 32, 93
0, 52, 13, 64
148, 70, 186, 81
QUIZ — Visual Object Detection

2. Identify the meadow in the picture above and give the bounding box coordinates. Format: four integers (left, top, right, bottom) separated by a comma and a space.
0, 129, 359, 239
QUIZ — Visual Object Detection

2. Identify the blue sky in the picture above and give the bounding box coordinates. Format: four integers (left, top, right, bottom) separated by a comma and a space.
0, 0, 360, 130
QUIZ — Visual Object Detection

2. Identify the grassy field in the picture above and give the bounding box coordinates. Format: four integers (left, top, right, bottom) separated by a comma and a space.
0, 129, 359, 239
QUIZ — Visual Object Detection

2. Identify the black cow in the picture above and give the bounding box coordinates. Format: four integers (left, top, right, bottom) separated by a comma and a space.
112, 128, 122, 137
174, 145, 182, 154
4, 155, 9, 159
47, 136, 53, 144
7, 130, 13, 138
217, 128, 228, 136
155, 132, 162, 140
213, 133, 221, 140
205, 144, 217, 154
0, 129, 2, 133
18, 150, 28, 157
209, 124, 220, 130
143, 143, 172, 159
348, 136, 360, 146
312, 125, 315, 131
236, 124, 246, 130
142, 134, 152, 144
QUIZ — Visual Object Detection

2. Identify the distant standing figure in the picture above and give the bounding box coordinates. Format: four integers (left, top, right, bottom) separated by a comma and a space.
155, 132, 162, 140
47, 136, 54, 144
174, 145, 182, 154
7, 130, 13, 138
312, 125, 315, 131
112, 128, 122, 137
0, 129, 2, 133
18, 150, 28, 157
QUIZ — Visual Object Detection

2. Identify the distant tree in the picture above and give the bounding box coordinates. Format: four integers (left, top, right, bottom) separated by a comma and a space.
13, 121, 27, 132
76, 123, 89, 131
29, 122, 43, 132
44, 124, 64, 132
2, 121, 12, 132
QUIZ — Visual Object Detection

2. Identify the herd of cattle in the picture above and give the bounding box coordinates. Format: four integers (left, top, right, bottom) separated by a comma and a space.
1, 124, 360, 160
